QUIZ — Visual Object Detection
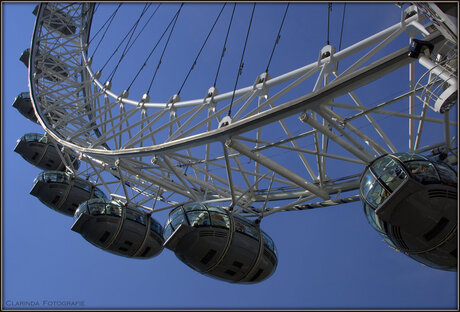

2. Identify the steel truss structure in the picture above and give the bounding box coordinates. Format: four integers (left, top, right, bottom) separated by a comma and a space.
28, 3, 457, 219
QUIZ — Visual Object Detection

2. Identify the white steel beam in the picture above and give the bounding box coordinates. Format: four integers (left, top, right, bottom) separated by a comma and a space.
226, 138, 330, 200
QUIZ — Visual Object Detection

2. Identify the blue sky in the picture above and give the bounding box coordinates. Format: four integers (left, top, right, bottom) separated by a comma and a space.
2, 2, 458, 310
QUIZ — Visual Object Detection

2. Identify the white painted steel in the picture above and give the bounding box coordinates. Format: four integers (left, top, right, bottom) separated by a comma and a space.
27, 3, 457, 217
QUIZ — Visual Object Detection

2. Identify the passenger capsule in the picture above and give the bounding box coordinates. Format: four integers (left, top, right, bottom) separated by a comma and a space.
30, 170, 106, 216
12, 92, 38, 123
360, 153, 457, 271
21, 48, 69, 81
33, 4, 77, 36
71, 198, 164, 258
163, 203, 278, 283
19, 48, 30, 68
14, 133, 80, 171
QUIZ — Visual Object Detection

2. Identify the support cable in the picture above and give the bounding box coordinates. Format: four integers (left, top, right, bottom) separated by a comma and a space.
265, 3, 289, 74
177, 3, 226, 95
122, 3, 162, 91
127, 4, 179, 93
326, 2, 332, 45
108, 3, 152, 81
337, 3, 346, 71
213, 3, 236, 88
90, 4, 122, 57
228, 3, 256, 117
101, 4, 150, 74
147, 3, 184, 95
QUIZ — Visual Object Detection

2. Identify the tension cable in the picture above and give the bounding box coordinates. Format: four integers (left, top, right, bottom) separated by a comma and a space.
147, 3, 184, 95
228, 3, 256, 117
90, 3, 123, 58
213, 3, 236, 88
177, 3, 226, 95
265, 3, 289, 74
326, 2, 332, 45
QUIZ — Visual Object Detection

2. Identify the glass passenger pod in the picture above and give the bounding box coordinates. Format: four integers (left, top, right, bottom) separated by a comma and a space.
19, 48, 30, 68
163, 203, 278, 284
30, 170, 106, 216
71, 198, 164, 259
23, 48, 70, 82
14, 133, 80, 171
12, 92, 39, 123
360, 153, 457, 271
33, 4, 77, 36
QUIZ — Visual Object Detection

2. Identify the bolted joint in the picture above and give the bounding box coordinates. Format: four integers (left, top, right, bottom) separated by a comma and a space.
204, 86, 218, 106
138, 93, 150, 108
119, 89, 129, 99
253, 72, 271, 89
299, 112, 310, 122
103, 80, 112, 91
219, 115, 232, 128
319, 45, 336, 61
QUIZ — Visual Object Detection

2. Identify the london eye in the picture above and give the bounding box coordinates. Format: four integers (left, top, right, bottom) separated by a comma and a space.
6, 1, 457, 296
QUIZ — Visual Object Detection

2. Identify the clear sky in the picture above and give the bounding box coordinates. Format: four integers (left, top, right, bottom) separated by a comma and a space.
2, 2, 458, 310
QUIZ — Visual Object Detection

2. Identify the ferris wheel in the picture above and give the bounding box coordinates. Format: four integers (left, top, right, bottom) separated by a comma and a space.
14, 2, 457, 283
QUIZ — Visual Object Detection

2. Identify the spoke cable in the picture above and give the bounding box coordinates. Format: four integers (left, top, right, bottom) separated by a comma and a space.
101, 4, 150, 75
228, 3, 256, 117
213, 3, 236, 88
337, 3, 347, 71
265, 3, 290, 74
120, 3, 162, 91
147, 3, 184, 95
90, 3, 122, 57
177, 3, 226, 96
108, 3, 152, 81
326, 2, 332, 45
127, 4, 181, 93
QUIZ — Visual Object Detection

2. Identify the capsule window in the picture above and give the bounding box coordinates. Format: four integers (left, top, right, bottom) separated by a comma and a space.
395, 153, 426, 162
209, 212, 229, 228
405, 161, 440, 184
249, 269, 264, 282
169, 207, 185, 221
232, 261, 243, 269
126, 208, 146, 225
183, 203, 206, 212
373, 157, 407, 191
262, 232, 274, 252
150, 220, 163, 236
99, 231, 110, 243
234, 218, 258, 239
106, 204, 122, 217
365, 182, 389, 209
164, 223, 174, 239
360, 171, 377, 199
171, 214, 187, 230
187, 211, 210, 227
433, 162, 457, 186
200, 249, 217, 265
89, 202, 108, 216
